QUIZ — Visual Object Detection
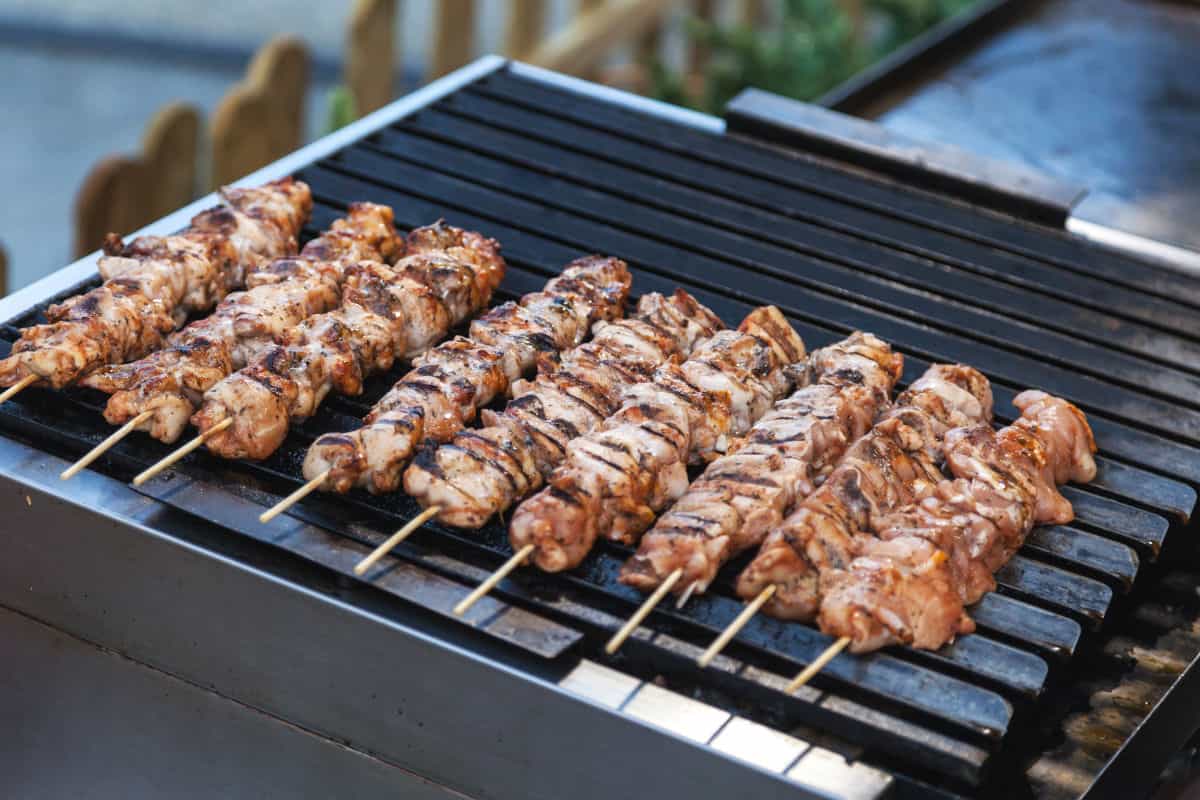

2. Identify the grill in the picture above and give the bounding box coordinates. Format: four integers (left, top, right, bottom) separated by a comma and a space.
3, 57, 1200, 800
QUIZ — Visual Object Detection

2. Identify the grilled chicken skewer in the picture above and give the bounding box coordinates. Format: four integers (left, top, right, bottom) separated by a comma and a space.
500, 306, 805, 577
188, 223, 508, 464
301, 256, 632, 498
0, 178, 311, 392
819, 390, 1097, 653
693, 364, 992, 671
401, 290, 724, 529
734, 364, 994, 623
75, 204, 403, 447
620, 332, 902, 604
352, 289, 722, 576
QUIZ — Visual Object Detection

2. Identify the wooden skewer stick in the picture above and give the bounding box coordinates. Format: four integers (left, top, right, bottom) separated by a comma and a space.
354, 505, 441, 575
132, 417, 233, 487
61, 409, 154, 480
259, 468, 331, 524
605, 567, 682, 655
674, 578, 698, 609
453, 543, 535, 617
0, 374, 38, 404
786, 636, 851, 693
697, 584, 776, 668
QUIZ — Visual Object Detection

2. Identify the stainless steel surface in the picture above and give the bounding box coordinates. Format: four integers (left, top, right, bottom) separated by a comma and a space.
727, 87, 1085, 225
789, 748, 894, 800
558, 660, 641, 710
865, 0, 1200, 263
710, 718, 812, 774
2, 607, 465, 800
622, 683, 733, 744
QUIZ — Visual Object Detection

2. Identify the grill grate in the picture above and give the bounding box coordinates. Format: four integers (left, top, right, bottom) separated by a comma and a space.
2, 64, 1196, 796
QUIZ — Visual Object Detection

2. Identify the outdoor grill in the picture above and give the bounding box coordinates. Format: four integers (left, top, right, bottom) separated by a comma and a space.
4, 57, 1200, 800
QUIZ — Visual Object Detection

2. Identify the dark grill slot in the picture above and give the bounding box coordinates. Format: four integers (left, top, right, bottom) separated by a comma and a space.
320, 147, 1200, 444
390, 108, 1200, 375
3, 63, 1197, 797
471, 72, 1200, 310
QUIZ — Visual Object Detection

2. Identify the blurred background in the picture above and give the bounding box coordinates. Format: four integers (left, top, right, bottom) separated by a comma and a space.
0, 0, 973, 293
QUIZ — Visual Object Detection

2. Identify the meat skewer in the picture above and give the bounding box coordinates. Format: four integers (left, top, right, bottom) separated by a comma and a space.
817, 390, 1097, 655
697, 364, 993, 667
137, 219, 511, 489
453, 306, 806, 617
353, 289, 724, 575
256, 255, 632, 522
61, 204, 404, 479
0, 178, 312, 398
607, 332, 902, 654
137, 221, 508, 491
298, 256, 632, 499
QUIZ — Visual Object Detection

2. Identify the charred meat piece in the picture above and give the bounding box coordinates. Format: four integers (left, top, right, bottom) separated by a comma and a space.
508, 306, 806, 574
823, 392, 1097, 652
734, 364, 993, 622
622, 332, 902, 598
404, 290, 724, 528
192, 222, 506, 461
302, 256, 631, 491
0, 178, 312, 389
81, 203, 402, 442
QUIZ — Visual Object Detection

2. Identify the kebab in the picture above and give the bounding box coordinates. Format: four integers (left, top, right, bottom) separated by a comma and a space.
0, 178, 312, 399
351, 289, 725, 575
696, 364, 993, 667
295, 255, 633, 511
60, 204, 404, 479
138, 221, 510, 489
453, 306, 805, 616
608, 332, 901, 653
817, 389, 1097, 655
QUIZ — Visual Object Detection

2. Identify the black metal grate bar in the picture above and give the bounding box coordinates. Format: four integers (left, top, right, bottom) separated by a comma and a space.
473, 72, 1200, 310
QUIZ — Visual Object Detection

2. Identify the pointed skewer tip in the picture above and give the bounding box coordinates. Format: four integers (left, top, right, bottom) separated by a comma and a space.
0, 374, 38, 404
605, 568, 683, 655
354, 505, 441, 575
697, 584, 777, 669
785, 636, 851, 694
61, 409, 154, 481
453, 543, 535, 617
259, 468, 331, 524
133, 416, 232, 487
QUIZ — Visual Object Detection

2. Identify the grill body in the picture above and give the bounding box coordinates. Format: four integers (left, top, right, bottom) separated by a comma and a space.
3, 57, 1199, 799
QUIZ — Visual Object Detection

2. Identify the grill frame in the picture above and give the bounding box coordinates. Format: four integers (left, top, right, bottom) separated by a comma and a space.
2, 57, 1199, 799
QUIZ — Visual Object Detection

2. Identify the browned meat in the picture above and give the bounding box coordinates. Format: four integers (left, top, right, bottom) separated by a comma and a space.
818, 392, 1097, 653
403, 290, 724, 528
621, 332, 902, 598
193, 223, 507, 461
80, 203, 403, 442
0, 178, 311, 389
734, 364, 993, 621
302, 256, 632, 491
508, 306, 806, 574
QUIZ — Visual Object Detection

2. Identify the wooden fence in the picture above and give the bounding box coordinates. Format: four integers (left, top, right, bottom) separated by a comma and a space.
72, 0, 771, 262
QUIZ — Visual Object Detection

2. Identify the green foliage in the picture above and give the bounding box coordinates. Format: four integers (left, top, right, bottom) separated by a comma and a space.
651, 0, 977, 114
325, 86, 359, 135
